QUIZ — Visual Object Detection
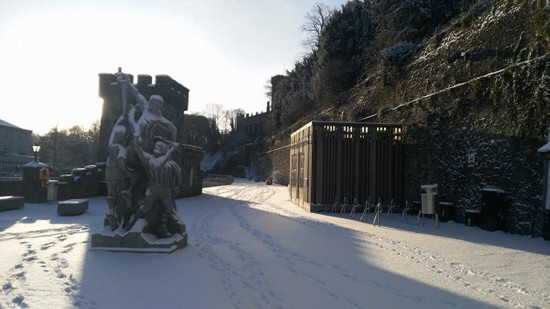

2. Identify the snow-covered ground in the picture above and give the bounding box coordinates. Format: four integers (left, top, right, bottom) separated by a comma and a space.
1, 179, 549, 308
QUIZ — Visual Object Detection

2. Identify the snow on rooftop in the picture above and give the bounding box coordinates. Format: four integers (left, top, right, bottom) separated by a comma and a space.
0, 118, 31, 131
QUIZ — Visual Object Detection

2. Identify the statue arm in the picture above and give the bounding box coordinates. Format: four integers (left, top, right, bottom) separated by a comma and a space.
114, 114, 125, 126
132, 136, 151, 164
115, 155, 132, 176
127, 106, 141, 138
157, 142, 179, 166
165, 143, 178, 159
115, 146, 134, 176
168, 122, 177, 141
108, 114, 126, 147
125, 78, 148, 111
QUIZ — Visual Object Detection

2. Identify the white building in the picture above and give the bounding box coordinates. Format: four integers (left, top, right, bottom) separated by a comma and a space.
0, 119, 33, 177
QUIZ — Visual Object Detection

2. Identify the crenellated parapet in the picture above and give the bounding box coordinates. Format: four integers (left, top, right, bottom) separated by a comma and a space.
236, 101, 273, 138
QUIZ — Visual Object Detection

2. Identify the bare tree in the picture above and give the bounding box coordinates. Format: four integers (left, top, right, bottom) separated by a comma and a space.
202, 103, 225, 131
301, 3, 335, 51
227, 108, 245, 131
264, 78, 272, 99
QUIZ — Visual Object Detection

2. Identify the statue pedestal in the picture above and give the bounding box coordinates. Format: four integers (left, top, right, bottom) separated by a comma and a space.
91, 219, 187, 253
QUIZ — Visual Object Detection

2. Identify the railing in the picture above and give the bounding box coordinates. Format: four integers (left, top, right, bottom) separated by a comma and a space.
0, 178, 22, 196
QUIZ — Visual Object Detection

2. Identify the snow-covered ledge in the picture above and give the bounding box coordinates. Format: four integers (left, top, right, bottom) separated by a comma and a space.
538, 141, 550, 160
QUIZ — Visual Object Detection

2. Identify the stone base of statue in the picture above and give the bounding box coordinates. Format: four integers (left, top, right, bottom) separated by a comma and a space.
91, 219, 187, 253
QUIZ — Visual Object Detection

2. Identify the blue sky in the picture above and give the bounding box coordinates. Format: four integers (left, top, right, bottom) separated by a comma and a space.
0, 0, 349, 134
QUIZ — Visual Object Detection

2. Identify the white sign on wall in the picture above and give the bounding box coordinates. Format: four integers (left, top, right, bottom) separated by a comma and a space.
467, 153, 476, 168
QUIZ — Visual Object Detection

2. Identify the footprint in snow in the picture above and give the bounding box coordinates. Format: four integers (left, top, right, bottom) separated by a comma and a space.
12, 294, 28, 307
41, 242, 56, 250
2, 282, 13, 291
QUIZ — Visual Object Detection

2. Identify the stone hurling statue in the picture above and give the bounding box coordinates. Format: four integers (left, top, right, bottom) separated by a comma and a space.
103, 73, 185, 238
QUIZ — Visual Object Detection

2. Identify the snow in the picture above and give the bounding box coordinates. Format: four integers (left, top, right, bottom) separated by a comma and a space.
200, 151, 223, 172
22, 161, 48, 169
539, 141, 550, 154
481, 186, 505, 194
1, 179, 549, 308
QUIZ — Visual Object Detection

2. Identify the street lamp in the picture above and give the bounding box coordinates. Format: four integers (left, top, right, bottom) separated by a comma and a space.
32, 144, 40, 162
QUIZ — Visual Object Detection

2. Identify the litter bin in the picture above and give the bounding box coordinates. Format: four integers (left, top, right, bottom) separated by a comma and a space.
47, 180, 59, 201
438, 201, 455, 222
465, 209, 481, 227
480, 187, 507, 231
420, 184, 438, 215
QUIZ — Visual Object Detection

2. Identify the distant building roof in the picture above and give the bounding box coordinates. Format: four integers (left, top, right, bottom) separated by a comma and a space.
0, 119, 30, 131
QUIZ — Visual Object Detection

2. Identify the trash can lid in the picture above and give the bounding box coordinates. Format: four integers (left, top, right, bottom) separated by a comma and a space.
23, 161, 48, 168
421, 184, 438, 193
421, 184, 438, 189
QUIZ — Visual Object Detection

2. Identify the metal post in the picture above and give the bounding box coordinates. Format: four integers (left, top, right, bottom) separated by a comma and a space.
32, 144, 40, 162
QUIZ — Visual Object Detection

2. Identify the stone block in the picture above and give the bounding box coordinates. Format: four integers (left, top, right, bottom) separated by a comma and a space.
91, 219, 187, 253
0, 196, 24, 211
57, 199, 88, 216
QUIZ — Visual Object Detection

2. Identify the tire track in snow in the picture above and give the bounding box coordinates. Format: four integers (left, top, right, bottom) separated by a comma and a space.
211, 184, 371, 308
234, 184, 550, 308
228, 203, 368, 308
189, 197, 282, 308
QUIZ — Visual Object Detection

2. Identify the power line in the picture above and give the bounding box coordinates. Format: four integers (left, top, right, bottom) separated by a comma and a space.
357, 54, 549, 122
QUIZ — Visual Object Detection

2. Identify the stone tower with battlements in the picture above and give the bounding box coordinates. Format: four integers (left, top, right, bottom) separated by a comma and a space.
97, 69, 203, 197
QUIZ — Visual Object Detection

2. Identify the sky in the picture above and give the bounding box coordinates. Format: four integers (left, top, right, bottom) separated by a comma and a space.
1, 179, 549, 308
0, 0, 349, 134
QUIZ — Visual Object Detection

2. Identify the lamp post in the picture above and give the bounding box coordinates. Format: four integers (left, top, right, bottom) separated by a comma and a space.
32, 144, 40, 162
23, 143, 47, 203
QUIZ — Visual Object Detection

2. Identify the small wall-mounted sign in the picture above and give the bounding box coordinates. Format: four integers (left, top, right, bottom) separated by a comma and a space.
467, 153, 476, 168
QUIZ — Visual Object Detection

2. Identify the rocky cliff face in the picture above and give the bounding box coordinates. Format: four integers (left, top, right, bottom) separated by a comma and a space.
344, 1, 550, 235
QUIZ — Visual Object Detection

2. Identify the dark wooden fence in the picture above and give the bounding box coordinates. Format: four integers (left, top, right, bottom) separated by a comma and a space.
0, 179, 22, 196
